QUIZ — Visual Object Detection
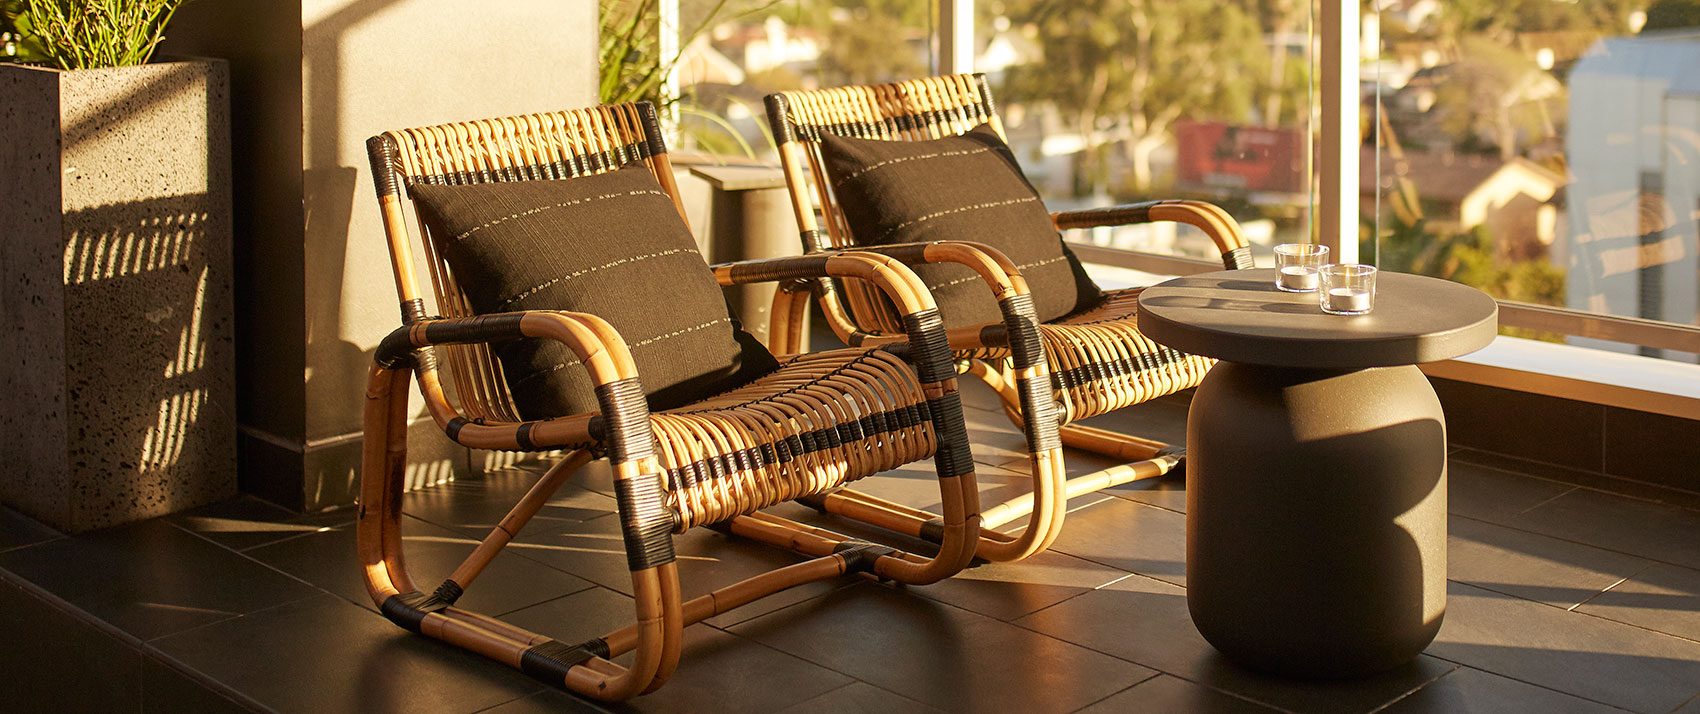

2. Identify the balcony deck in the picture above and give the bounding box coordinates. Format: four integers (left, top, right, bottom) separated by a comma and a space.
3, 380, 1700, 714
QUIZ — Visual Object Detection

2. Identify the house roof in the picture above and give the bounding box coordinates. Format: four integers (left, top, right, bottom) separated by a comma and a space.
1360, 147, 1566, 204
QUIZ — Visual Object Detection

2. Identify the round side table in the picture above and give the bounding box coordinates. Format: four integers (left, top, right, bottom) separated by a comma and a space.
1136, 269, 1496, 678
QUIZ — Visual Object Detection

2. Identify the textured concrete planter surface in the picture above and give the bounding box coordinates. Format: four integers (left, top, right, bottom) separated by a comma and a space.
0, 58, 235, 532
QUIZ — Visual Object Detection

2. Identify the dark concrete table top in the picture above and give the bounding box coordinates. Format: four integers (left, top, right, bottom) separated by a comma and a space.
1136, 268, 1498, 369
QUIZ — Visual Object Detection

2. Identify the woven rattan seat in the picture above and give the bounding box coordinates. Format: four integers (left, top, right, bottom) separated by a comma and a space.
356, 101, 993, 701
763, 74, 1253, 561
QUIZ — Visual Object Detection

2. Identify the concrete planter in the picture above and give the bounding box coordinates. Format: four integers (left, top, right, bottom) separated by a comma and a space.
0, 58, 235, 532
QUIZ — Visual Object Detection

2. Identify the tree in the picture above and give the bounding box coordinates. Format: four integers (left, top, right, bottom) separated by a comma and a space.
998, 0, 1266, 193
1366, 200, 1565, 311
1255, 0, 1309, 128
791, 0, 929, 86
1432, 37, 1562, 160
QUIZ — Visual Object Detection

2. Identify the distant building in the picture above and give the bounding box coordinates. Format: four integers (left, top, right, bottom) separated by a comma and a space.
1562, 31, 1700, 360
1362, 147, 1567, 261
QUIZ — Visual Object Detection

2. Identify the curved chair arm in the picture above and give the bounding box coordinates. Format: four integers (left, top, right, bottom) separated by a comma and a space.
716, 250, 999, 584
364, 308, 677, 701
373, 310, 645, 454
715, 241, 1042, 355
1051, 199, 1255, 270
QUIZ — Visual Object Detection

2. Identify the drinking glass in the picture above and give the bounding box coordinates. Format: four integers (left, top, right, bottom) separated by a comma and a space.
1319, 264, 1377, 315
1274, 243, 1329, 292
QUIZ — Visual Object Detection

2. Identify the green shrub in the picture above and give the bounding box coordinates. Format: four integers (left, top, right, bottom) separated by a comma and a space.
18, 0, 188, 69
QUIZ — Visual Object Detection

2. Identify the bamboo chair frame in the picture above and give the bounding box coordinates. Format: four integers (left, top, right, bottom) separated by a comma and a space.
359, 101, 1006, 701
763, 74, 1254, 562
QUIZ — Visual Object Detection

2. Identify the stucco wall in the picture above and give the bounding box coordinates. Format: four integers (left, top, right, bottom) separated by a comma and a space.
163, 1, 600, 510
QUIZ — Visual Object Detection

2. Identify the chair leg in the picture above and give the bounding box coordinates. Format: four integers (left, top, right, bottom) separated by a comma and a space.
799, 358, 1183, 559
356, 361, 974, 700
964, 358, 1185, 534
358, 363, 685, 701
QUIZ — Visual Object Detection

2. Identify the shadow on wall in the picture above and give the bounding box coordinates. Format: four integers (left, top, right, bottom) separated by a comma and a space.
59, 192, 236, 515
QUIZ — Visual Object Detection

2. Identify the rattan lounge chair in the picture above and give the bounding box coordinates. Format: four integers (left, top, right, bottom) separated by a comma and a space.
357, 101, 1017, 700
764, 74, 1254, 562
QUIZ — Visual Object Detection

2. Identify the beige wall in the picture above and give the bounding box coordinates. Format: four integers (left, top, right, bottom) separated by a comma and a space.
165, 0, 600, 510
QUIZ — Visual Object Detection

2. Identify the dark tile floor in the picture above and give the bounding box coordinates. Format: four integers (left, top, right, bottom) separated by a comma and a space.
4, 381, 1700, 713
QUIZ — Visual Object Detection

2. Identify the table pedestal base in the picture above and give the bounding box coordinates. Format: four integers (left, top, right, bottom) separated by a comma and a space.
1186, 362, 1447, 678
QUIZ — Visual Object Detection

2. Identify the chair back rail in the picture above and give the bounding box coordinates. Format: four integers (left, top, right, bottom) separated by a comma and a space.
766, 74, 1004, 333
366, 102, 687, 424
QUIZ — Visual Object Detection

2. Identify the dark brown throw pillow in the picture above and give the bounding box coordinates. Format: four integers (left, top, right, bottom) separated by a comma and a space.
818, 123, 1101, 329
409, 163, 778, 419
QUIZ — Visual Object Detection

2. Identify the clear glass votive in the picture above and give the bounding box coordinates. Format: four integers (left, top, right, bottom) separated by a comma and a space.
1320, 263, 1377, 315
1274, 243, 1329, 292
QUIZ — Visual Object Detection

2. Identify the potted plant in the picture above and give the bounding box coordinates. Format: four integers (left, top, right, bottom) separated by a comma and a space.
0, 0, 235, 532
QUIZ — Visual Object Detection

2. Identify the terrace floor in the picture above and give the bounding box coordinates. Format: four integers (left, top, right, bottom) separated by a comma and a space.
4, 380, 1700, 714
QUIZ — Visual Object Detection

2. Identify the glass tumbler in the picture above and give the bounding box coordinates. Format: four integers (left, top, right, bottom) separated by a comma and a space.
1274, 243, 1329, 292
1320, 264, 1377, 315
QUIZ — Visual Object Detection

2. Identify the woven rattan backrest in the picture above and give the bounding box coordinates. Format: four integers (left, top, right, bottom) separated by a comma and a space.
766, 74, 1005, 333
367, 102, 688, 424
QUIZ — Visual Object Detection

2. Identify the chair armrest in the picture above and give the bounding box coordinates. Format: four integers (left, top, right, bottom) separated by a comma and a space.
713, 242, 1045, 360
372, 310, 649, 459
715, 248, 1055, 455
718, 250, 1004, 481
369, 310, 676, 577
1051, 199, 1254, 270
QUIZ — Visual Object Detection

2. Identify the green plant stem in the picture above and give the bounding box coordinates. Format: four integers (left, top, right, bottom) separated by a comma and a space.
23, 0, 188, 70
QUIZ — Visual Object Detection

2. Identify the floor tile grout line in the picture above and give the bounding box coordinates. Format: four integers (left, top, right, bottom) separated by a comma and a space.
1141, 672, 1306, 714
4, 563, 282, 714
0, 533, 68, 556
1103, 489, 1187, 516
162, 519, 343, 597
1064, 674, 1156, 713
1447, 512, 1700, 575
1454, 449, 1700, 513
1421, 655, 1645, 713
1668, 691, 1700, 714
1449, 580, 1700, 647
1357, 662, 1464, 714
1514, 485, 1580, 516
1567, 566, 1644, 612
727, 578, 1159, 704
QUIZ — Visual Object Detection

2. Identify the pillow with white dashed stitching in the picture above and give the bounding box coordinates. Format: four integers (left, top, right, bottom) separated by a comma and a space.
410, 162, 778, 419
819, 123, 1101, 329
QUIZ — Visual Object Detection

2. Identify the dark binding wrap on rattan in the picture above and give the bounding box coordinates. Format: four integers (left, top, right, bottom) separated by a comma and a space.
400, 298, 428, 325
366, 134, 401, 199
999, 294, 1044, 371
1223, 245, 1255, 270
927, 390, 975, 478
799, 228, 826, 254
972, 73, 997, 117
422, 313, 528, 346
444, 417, 470, 443
833, 540, 899, 575
917, 517, 946, 544
900, 309, 953, 385
720, 254, 833, 285
374, 325, 419, 370
520, 638, 611, 684
1017, 377, 1060, 452
379, 590, 450, 633
765, 93, 795, 145
433, 578, 464, 605
614, 473, 676, 571
595, 377, 654, 463
514, 421, 538, 451
895, 307, 974, 478
1052, 201, 1159, 230
634, 101, 667, 160
600, 374, 669, 571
